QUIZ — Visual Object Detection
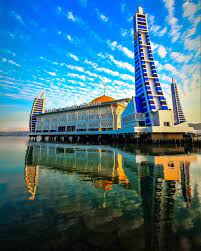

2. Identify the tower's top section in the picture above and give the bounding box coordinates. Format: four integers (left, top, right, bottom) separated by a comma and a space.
172, 78, 176, 85
137, 6, 144, 14
37, 89, 46, 99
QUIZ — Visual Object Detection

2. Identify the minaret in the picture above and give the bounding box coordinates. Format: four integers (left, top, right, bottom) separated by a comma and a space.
171, 79, 186, 124
134, 6, 168, 126
29, 90, 45, 133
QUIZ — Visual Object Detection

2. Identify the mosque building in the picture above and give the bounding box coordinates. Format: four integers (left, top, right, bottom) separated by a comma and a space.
34, 94, 132, 133
29, 6, 193, 140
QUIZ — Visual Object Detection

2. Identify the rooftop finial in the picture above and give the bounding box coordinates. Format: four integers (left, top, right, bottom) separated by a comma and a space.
138, 6, 144, 14
137, 1, 144, 14
103, 82, 106, 96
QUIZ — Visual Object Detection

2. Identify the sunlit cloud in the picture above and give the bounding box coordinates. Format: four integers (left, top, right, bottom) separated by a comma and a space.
107, 40, 133, 59
67, 11, 77, 22
96, 9, 109, 23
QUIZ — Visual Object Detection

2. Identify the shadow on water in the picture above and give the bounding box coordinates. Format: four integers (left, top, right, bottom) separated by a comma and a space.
1, 140, 201, 251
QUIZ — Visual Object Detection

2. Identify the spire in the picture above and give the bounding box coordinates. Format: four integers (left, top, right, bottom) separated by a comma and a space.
103, 82, 106, 96
172, 78, 175, 84
137, 1, 144, 14
38, 89, 46, 99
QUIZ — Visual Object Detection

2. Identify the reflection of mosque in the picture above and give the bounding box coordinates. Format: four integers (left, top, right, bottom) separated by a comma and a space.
24, 143, 135, 203
24, 142, 197, 249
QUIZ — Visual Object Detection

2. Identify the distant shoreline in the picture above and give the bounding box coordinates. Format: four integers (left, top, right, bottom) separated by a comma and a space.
0, 131, 29, 137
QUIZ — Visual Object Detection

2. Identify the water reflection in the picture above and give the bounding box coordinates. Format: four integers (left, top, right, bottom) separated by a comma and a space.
24, 142, 200, 250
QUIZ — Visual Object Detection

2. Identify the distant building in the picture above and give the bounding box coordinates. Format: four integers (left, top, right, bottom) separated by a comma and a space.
171, 78, 186, 125
35, 95, 130, 133
133, 6, 169, 126
29, 90, 45, 133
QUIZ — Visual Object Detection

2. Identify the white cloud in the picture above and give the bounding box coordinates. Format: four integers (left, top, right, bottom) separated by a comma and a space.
186, 27, 196, 39
85, 70, 99, 78
149, 15, 168, 37
10, 11, 25, 26
162, 63, 181, 78
96, 67, 120, 77
163, 0, 182, 43
170, 52, 191, 63
121, 2, 126, 14
97, 53, 106, 59
183, 1, 199, 22
121, 28, 128, 37
96, 9, 109, 23
151, 42, 167, 58
194, 15, 201, 28
67, 73, 86, 81
67, 65, 84, 72
44, 70, 57, 76
56, 6, 62, 15
66, 34, 72, 41
108, 55, 134, 73
69, 53, 79, 61
84, 59, 98, 68
8, 60, 21, 67
158, 45, 167, 58
108, 40, 133, 59
184, 35, 201, 55
67, 11, 77, 22
158, 27, 167, 37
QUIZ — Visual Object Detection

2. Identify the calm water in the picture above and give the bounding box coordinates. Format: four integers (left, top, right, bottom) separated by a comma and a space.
0, 137, 201, 251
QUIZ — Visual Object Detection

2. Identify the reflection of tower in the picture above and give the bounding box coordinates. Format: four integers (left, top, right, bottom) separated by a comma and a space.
139, 154, 198, 250
139, 163, 156, 249
139, 164, 177, 250
160, 180, 177, 251
181, 162, 191, 207
24, 144, 38, 200
152, 177, 163, 250
29, 90, 45, 133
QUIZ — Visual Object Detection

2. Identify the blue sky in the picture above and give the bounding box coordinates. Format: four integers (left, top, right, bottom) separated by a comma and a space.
0, 0, 200, 131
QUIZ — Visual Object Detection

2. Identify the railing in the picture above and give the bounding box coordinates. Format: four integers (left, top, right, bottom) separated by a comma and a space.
45, 101, 102, 113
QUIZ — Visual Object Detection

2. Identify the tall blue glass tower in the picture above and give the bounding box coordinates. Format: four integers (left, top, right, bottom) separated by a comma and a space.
134, 7, 168, 126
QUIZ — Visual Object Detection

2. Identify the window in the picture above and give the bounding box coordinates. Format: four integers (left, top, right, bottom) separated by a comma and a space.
168, 162, 174, 168
66, 126, 76, 132
58, 126, 65, 132
164, 122, 170, 126
139, 121, 146, 126
149, 100, 155, 104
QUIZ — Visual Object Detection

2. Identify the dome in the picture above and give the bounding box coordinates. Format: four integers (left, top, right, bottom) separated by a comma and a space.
90, 95, 116, 104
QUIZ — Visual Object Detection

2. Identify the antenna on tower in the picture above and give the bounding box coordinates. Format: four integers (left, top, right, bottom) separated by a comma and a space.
137, 1, 144, 14
103, 82, 106, 96
138, 0, 141, 7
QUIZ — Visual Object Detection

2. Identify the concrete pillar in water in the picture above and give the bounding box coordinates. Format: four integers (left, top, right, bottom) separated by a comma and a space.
68, 136, 73, 143
44, 136, 49, 142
